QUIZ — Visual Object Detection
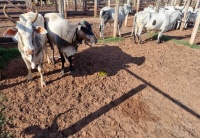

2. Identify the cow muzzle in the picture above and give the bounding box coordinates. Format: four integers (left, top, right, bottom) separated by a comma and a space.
25, 49, 35, 55
86, 35, 98, 44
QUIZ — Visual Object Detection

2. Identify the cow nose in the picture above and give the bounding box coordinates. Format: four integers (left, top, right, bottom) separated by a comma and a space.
25, 49, 34, 55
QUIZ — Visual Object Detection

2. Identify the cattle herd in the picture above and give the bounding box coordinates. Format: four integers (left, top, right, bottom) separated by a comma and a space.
2, 2, 199, 87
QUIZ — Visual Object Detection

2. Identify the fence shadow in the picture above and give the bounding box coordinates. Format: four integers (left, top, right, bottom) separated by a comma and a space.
22, 84, 147, 138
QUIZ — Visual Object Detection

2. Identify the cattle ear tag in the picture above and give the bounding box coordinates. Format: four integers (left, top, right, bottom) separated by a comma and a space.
3, 28, 18, 37
34, 26, 47, 34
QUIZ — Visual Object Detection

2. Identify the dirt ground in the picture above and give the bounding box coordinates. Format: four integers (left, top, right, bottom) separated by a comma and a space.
0, 16, 200, 138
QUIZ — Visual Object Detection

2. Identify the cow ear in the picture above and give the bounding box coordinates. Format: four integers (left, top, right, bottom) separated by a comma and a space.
77, 25, 82, 31
34, 26, 47, 34
3, 28, 18, 37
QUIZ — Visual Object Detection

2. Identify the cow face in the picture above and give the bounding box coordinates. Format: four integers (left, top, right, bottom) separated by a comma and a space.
123, 3, 132, 13
3, 21, 47, 63
3, 5, 47, 69
77, 23, 98, 44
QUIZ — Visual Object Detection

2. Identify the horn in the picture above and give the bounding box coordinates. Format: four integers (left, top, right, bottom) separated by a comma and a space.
31, 6, 39, 23
3, 5, 17, 24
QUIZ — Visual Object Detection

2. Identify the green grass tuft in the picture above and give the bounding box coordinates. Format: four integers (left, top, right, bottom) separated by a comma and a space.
98, 37, 124, 44
150, 33, 200, 49
98, 71, 108, 77
0, 47, 20, 70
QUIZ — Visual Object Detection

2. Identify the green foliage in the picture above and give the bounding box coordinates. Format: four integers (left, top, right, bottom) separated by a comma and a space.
98, 71, 108, 77
98, 37, 124, 44
150, 34, 200, 49
0, 47, 20, 69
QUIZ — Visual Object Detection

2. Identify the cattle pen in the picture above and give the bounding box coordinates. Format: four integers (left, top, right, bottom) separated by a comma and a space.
1, 0, 200, 138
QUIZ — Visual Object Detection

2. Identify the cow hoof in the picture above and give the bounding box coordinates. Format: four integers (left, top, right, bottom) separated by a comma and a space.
41, 82, 46, 88
27, 76, 32, 82
52, 59, 56, 65
60, 69, 65, 76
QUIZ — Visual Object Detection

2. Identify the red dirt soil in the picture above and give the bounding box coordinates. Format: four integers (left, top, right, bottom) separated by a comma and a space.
0, 16, 200, 138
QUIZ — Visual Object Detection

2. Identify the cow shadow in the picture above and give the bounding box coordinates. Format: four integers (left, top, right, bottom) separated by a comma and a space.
65, 45, 145, 77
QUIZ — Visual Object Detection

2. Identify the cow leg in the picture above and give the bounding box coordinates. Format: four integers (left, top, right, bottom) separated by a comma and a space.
137, 25, 144, 44
67, 56, 75, 72
47, 34, 56, 65
38, 63, 46, 88
99, 18, 105, 39
118, 22, 123, 37
22, 56, 32, 81
136, 34, 141, 43
44, 43, 51, 64
157, 29, 165, 44
100, 24, 105, 39
59, 51, 65, 76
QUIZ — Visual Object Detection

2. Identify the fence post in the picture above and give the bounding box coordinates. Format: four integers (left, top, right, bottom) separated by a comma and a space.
180, 0, 191, 31
64, 0, 67, 18
113, 0, 120, 38
136, 0, 141, 13
189, 8, 200, 44
124, 0, 131, 27
75, 0, 77, 11
55, 0, 58, 12
94, 0, 98, 17
195, 0, 200, 9
58, 0, 64, 17
108, 0, 111, 7
155, 0, 161, 12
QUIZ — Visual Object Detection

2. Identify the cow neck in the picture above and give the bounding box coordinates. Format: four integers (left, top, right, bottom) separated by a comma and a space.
72, 28, 82, 46
32, 32, 42, 55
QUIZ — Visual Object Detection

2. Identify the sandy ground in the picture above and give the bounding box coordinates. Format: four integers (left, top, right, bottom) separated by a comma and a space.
0, 16, 200, 138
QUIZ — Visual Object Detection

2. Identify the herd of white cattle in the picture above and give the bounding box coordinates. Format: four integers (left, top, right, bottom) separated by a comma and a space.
2, 2, 199, 87
99, 3, 199, 43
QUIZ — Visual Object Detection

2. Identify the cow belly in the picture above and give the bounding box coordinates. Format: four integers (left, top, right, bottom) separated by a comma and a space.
61, 46, 76, 57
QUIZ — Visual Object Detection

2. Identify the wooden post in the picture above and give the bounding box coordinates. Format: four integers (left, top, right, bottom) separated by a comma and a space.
195, 0, 200, 9
180, 0, 191, 31
94, 0, 98, 17
40, 0, 43, 6
75, 0, 77, 11
189, 9, 200, 44
25, 0, 32, 12
133, 0, 137, 6
124, 0, 131, 27
178, 0, 183, 6
6, 0, 25, 13
55, 0, 58, 12
155, 0, 161, 12
108, 0, 111, 7
83, 0, 86, 14
58, 0, 64, 17
64, 0, 67, 18
136, 0, 141, 12
113, 0, 120, 38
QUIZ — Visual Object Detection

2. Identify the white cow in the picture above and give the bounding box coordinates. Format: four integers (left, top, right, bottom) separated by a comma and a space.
132, 6, 184, 43
3, 5, 48, 87
99, 3, 132, 39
